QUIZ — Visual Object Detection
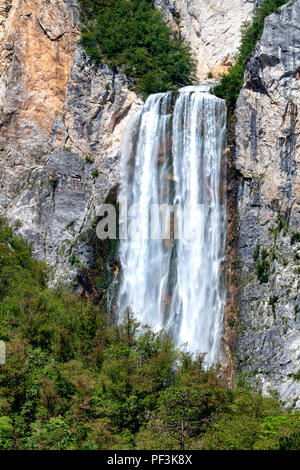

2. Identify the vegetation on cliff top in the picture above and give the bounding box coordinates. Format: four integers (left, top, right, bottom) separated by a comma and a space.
213, 0, 288, 109
78, 0, 195, 97
0, 219, 299, 450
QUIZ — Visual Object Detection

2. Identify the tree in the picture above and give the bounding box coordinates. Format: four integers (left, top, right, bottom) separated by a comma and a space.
254, 414, 300, 450
0, 416, 13, 449
136, 356, 231, 450
213, 0, 288, 109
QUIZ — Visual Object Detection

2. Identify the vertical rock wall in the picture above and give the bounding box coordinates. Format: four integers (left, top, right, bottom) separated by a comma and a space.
234, 0, 300, 406
155, 0, 259, 80
0, 0, 142, 281
0, 0, 261, 281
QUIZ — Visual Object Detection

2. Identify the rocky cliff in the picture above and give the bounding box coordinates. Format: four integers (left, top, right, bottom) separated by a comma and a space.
0, 0, 142, 282
155, 0, 259, 80
233, 0, 300, 406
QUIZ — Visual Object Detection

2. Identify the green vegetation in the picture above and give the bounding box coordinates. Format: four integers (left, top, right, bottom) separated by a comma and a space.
291, 370, 300, 381
78, 0, 195, 97
253, 245, 271, 283
0, 219, 299, 450
213, 0, 288, 109
85, 155, 94, 164
69, 253, 81, 267
291, 233, 300, 245
252, 216, 290, 284
269, 295, 279, 313
49, 177, 58, 191
200, 412, 300, 450
92, 169, 99, 178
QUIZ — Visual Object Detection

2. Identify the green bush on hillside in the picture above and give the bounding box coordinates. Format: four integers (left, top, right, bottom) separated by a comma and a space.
213, 0, 288, 109
0, 218, 299, 450
78, 0, 195, 97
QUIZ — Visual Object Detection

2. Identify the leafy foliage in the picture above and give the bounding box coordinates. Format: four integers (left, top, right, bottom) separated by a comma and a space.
0, 219, 299, 450
291, 233, 300, 245
78, 0, 195, 97
213, 0, 288, 109
253, 245, 271, 283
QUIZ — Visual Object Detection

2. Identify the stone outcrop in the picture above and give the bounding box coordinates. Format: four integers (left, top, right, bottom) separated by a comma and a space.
0, 0, 142, 281
155, 0, 260, 80
234, 0, 300, 406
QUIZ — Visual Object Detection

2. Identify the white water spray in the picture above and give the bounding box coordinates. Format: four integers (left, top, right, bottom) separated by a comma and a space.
117, 86, 227, 364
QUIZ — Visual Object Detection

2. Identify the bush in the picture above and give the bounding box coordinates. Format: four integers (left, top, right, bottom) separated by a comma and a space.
78, 0, 195, 97
254, 414, 300, 450
291, 233, 300, 245
0, 416, 13, 449
254, 247, 271, 283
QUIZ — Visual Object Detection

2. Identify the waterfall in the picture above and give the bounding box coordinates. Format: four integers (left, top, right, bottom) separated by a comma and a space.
117, 85, 227, 364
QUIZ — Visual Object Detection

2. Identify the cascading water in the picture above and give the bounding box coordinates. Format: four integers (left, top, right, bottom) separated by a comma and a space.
117, 85, 227, 365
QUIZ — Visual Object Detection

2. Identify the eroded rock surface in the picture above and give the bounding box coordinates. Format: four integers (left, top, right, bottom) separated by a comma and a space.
0, 0, 142, 281
0, 0, 80, 155
234, 0, 300, 406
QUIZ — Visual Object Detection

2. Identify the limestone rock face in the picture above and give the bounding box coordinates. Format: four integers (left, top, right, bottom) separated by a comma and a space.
0, 0, 142, 281
0, 0, 80, 155
234, 0, 300, 406
0, 0, 259, 281
155, 0, 259, 80
0, 0, 299, 406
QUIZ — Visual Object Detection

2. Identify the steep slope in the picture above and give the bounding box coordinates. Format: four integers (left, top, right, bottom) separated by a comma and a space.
234, 0, 300, 405
0, 0, 298, 406
155, 0, 260, 80
0, 0, 142, 281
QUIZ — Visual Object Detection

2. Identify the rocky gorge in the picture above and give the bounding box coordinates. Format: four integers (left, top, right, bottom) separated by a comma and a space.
0, 0, 299, 407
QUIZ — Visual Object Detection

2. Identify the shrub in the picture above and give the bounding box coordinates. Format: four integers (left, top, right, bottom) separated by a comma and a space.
0, 219, 298, 450
269, 295, 278, 313
78, 0, 195, 97
0, 416, 13, 450
85, 155, 94, 164
291, 233, 300, 245
292, 370, 300, 381
254, 247, 270, 283
254, 414, 300, 450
